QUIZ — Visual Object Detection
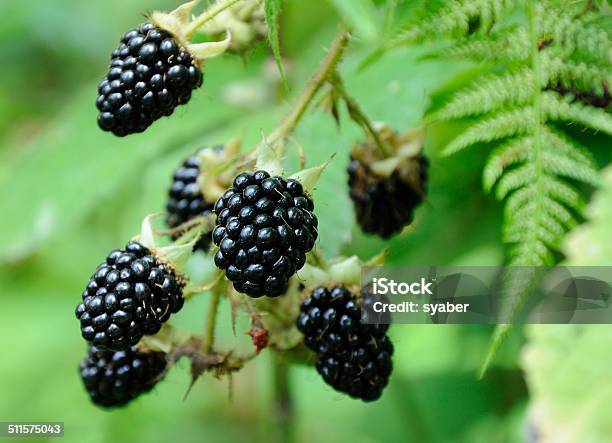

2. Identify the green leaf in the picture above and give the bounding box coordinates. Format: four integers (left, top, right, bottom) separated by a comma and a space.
521, 324, 612, 442
327, 0, 381, 42
564, 166, 612, 265
263, 0, 286, 84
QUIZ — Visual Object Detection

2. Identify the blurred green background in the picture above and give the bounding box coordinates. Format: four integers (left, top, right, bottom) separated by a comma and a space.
1, 1, 609, 442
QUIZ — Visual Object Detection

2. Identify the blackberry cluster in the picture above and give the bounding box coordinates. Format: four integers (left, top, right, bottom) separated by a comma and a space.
80, 346, 166, 408
212, 170, 318, 298
297, 286, 393, 401
166, 147, 219, 251
348, 154, 428, 238
96, 23, 203, 136
75, 241, 185, 351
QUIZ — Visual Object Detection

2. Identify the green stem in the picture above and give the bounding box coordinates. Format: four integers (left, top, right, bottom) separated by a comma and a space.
265, 30, 351, 147
528, 0, 543, 202
203, 289, 221, 353
272, 354, 294, 443
329, 72, 391, 157
185, 0, 243, 38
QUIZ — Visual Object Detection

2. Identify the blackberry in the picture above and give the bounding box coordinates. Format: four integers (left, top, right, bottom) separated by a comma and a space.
212, 170, 318, 298
166, 147, 220, 251
80, 346, 166, 408
297, 286, 393, 401
75, 241, 185, 351
96, 23, 203, 136
348, 154, 428, 238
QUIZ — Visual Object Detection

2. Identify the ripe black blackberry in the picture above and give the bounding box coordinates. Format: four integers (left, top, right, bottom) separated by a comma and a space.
297, 286, 393, 401
348, 153, 428, 238
212, 170, 318, 298
75, 241, 185, 351
80, 346, 166, 408
166, 147, 220, 251
96, 22, 203, 136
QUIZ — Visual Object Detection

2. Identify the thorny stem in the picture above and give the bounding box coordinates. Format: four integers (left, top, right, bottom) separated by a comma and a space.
264, 30, 351, 148
203, 288, 222, 352
184, 0, 243, 38
183, 269, 224, 300
272, 354, 294, 443
328, 72, 391, 157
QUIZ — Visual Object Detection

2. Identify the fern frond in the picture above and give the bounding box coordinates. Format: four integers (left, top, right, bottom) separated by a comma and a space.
434, 59, 608, 123
543, 55, 611, 94
482, 136, 532, 191
433, 68, 536, 120
508, 239, 553, 265
495, 163, 535, 199
541, 175, 584, 210
541, 91, 612, 134
541, 127, 596, 167
540, 151, 600, 186
542, 198, 577, 228
549, 13, 612, 66
411, 0, 611, 378
442, 108, 533, 155
389, 0, 517, 48
425, 26, 529, 62
567, 24, 612, 66
505, 184, 536, 213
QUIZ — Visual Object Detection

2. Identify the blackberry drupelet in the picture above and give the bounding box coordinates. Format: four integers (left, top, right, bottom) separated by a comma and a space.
212, 170, 318, 298
297, 286, 393, 401
75, 241, 185, 351
348, 154, 428, 238
80, 346, 166, 408
166, 147, 219, 251
96, 22, 203, 136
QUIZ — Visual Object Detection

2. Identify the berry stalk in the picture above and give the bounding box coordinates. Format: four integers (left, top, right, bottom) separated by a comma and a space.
272, 354, 294, 443
328, 72, 391, 157
265, 29, 351, 148
203, 285, 222, 352
184, 0, 244, 38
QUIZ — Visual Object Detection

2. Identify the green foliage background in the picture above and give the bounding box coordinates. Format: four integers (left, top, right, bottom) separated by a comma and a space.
0, 1, 609, 442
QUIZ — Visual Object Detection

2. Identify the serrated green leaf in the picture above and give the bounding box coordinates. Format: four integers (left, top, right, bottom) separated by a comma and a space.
521, 324, 612, 443
263, 0, 286, 84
